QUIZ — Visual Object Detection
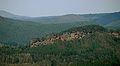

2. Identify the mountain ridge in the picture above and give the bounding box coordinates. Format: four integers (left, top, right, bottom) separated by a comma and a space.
0, 10, 31, 20
0, 16, 98, 45
29, 25, 120, 47
0, 10, 120, 24
0, 10, 120, 45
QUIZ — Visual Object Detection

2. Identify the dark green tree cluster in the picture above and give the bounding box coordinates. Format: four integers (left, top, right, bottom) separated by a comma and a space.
63, 25, 106, 33
0, 25, 120, 66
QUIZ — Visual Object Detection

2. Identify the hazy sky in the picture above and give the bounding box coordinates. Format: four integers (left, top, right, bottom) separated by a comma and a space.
0, 0, 120, 17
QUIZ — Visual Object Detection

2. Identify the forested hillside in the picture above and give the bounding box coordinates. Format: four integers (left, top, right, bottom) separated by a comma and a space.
0, 16, 98, 45
0, 25, 120, 66
0, 11, 120, 45
0, 0, 120, 65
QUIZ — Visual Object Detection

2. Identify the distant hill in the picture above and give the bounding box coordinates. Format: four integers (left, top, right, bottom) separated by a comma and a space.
0, 10, 31, 20
0, 10, 120, 25
0, 10, 120, 45
28, 14, 91, 24
105, 20, 120, 29
29, 12, 120, 25
0, 16, 98, 45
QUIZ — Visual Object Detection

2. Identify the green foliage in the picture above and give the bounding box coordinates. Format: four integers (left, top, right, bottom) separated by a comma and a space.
0, 25, 120, 66
105, 20, 120, 29
63, 25, 106, 33
25, 31, 120, 65
0, 16, 98, 45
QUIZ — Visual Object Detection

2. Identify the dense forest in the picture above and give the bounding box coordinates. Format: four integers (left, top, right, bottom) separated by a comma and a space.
0, 11, 120, 45
0, 25, 120, 66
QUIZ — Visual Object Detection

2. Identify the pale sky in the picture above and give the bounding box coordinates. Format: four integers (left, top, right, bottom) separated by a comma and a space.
0, 0, 120, 17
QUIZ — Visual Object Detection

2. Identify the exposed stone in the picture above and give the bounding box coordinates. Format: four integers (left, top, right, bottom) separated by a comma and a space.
30, 31, 88, 47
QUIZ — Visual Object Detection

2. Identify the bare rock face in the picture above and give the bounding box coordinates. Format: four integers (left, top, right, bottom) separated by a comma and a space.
30, 31, 87, 48
30, 38, 40, 44
110, 32, 120, 38
30, 30, 120, 48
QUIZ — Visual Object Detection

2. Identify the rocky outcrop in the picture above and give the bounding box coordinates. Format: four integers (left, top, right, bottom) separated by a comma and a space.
109, 32, 120, 38
30, 31, 88, 47
30, 29, 120, 48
